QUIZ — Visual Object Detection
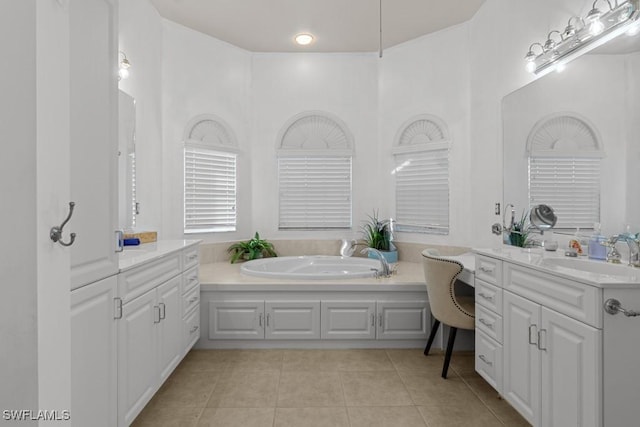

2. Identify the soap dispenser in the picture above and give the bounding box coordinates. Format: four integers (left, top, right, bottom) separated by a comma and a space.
588, 223, 607, 260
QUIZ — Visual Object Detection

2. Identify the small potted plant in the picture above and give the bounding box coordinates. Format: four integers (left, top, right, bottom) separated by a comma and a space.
227, 232, 277, 264
361, 211, 398, 263
509, 210, 531, 248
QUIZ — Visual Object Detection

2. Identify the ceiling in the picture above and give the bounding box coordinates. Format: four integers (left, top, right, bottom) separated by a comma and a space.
149, 0, 486, 53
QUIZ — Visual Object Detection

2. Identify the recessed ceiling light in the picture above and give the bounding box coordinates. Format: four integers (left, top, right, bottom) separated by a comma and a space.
294, 33, 314, 46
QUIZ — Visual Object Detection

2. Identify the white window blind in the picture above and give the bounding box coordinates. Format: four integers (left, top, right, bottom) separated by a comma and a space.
394, 149, 449, 234
529, 157, 600, 229
184, 146, 236, 233
130, 152, 137, 228
278, 156, 352, 229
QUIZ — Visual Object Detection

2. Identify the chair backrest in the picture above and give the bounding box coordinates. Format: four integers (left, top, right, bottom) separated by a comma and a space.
422, 254, 474, 329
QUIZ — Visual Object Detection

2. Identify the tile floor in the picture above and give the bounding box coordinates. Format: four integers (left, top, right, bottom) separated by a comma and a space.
132, 348, 529, 427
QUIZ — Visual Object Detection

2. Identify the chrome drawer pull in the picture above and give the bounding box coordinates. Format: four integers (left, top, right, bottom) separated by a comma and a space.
528, 324, 538, 345
479, 266, 494, 274
537, 329, 547, 351
479, 354, 493, 366
478, 292, 494, 301
478, 318, 494, 329
189, 325, 199, 334
188, 296, 199, 304
604, 299, 640, 317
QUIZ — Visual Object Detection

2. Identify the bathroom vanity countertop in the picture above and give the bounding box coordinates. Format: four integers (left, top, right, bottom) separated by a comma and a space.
118, 239, 201, 272
199, 261, 427, 292
474, 246, 640, 288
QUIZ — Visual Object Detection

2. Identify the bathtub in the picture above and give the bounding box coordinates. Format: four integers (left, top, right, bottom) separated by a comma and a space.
240, 255, 381, 280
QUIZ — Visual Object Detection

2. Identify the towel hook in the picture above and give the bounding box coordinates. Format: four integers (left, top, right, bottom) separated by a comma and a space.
50, 202, 77, 247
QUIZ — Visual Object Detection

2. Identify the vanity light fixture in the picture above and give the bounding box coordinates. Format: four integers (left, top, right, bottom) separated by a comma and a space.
294, 33, 314, 46
525, 0, 640, 76
118, 51, 131, 80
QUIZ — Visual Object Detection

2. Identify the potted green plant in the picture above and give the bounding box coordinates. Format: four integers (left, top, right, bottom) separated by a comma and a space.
227, 232, 277, 264
509, 210, 531, 248
361, 211, 398, 263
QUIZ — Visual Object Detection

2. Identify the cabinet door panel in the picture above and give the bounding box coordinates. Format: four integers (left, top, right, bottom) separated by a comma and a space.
321, 301, 376, 339
541, 307, 601, 427
376, 300, 428, 340
475, 329, 502, 393
265, 301, 320, 339
157, 276, 183, 382
71, 276, 117, 427
503, 291, 540, 426
118, 288, 158, 426
69, 0, 118, 289
209, 301, 264, 339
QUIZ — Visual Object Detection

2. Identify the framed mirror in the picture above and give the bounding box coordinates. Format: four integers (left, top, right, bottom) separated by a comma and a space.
118, 90, 137, 230
502, 33, 640, 235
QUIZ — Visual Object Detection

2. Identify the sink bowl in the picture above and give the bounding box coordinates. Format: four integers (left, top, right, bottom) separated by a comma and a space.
541, 257, 640, 278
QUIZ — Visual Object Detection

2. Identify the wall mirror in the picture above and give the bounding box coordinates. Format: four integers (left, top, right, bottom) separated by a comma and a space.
118, 90, 137, 230
502, 33, 640, 235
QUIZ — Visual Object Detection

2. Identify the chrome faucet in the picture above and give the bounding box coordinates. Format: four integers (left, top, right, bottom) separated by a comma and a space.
361, 248, 392, 277
619, 233, 640, 268
603, 235, 622, 264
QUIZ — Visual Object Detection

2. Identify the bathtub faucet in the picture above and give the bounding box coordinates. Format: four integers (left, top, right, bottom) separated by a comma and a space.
361, 248, 392, 278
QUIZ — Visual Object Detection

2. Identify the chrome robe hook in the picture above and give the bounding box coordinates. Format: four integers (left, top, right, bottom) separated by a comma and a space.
50, 202, 76, 247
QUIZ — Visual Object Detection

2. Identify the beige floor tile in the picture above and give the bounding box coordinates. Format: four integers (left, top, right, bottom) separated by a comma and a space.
131, 405, 202, 427
417, 403, 503, 427
152, 372, 221, 408
337, 349, 395, 371
398, 370, 481, 407
282, 349, 395, 372
227, 349, 284, 372
207, 370, 280, 408
463, 377, 530, 426
340, 371, 413, 406
448, 352, 476, 377
274, 407, 350, 427
347, 406, 427, 427
197, 408, 275, 427
177, 350, 237, 373
277, 371, 345, 407
386, 349, 445, 372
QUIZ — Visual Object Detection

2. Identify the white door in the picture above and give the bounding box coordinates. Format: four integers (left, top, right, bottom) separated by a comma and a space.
376, 300, 429, 340
70, 276, 118, 427
265, 301, 321, 339
157, 276, 184, 382
118, 288, 159, 427
69, 0, 119, 289
503, 291, 541, 426
321, 301, 376, 339
209, 301, 264, 339
540, 307, 601, 427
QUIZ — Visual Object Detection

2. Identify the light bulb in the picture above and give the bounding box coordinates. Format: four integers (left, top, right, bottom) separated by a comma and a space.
589, 18, 604, 35
294, 33, 314, 46
526, 61, 536, 73
556, 63, 566, 73
118, 67, 130, 80
627, 24, 640, 36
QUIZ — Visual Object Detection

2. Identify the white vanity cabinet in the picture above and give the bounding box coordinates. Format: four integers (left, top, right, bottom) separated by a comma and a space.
475, 250, 603, 427
115, 242, 200, 426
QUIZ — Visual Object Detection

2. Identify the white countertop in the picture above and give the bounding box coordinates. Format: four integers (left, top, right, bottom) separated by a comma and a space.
199, 261, 427, 292
118, 239, 201, 272
474, 246, 640, 288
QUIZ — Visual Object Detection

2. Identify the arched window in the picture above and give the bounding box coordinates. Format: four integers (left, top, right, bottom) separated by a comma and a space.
183, 115, 239, 233
527, 113, 603, 229
392, 114, 450, 234
277, 111, 353, 230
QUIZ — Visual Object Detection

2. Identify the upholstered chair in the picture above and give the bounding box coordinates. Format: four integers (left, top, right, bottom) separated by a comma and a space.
422, 253, 475, 378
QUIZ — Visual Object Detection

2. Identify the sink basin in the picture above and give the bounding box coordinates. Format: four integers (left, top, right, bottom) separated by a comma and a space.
541, 257, 640, 279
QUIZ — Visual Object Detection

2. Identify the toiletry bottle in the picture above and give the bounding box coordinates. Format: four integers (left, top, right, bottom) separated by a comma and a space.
588, 223, 607, 260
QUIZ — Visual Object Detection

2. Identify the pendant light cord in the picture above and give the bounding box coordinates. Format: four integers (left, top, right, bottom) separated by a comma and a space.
379, 0, 383, 58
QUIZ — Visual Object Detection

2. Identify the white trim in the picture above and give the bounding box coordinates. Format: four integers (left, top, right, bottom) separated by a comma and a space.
183, 113, 238, 150
392, 141, 449, 155
393, 114, 450, 147
526, 112, 603, 156
276, 110, 354, 153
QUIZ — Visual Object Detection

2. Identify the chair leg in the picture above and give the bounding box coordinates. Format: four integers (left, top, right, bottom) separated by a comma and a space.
423, 319, 441, 356
442, 327, 458, 379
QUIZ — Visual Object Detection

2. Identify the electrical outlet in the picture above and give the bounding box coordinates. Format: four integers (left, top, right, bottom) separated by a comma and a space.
495, 203, 501, 215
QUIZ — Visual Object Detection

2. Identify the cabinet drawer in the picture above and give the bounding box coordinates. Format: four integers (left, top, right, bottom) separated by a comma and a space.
475, 330, 502, 393
183, 285, 200, 316
504, 263, 601, 328
475, 279, 502, 314
476, 304, 503, 343
475, 255, 502, 286
183, 306, 200, 352
118, 253, 181, 303
183, 246, 199, 271
183, 266, 199, 294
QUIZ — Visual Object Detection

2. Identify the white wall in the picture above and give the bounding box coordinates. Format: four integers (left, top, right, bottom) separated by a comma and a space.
0, 1, 38, 417
118, 0, 164, 233
161, 19, 252, 242
379, 24, 471, 246
250, 53, 379, 240
626, 52, 640, 230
